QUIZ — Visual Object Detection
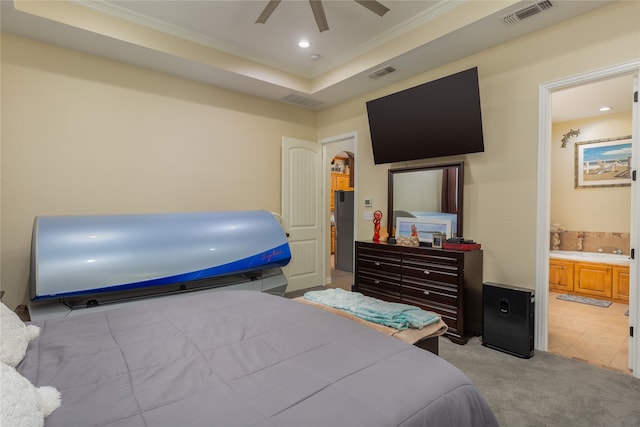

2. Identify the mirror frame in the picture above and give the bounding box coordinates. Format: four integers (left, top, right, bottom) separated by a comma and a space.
387, 161, 464, 239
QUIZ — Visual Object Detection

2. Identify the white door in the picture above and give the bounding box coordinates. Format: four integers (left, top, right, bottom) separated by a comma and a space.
282, 137, 323, 293
630, 75, 639, 373
320, 132, 357, 285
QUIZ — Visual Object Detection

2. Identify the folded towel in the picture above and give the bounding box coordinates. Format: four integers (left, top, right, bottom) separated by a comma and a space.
303, 288, 440, 330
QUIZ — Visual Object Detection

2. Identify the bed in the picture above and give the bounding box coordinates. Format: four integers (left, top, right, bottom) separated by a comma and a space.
15, 289, 498, 427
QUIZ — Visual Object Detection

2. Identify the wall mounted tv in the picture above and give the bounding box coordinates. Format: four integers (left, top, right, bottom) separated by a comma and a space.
366, 67, 484, 164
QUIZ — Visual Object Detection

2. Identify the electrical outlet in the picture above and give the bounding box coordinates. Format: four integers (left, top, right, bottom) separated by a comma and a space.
364, 198, 373, 208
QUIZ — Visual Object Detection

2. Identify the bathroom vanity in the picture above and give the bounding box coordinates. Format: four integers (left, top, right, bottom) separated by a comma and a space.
549, 254, 629, 303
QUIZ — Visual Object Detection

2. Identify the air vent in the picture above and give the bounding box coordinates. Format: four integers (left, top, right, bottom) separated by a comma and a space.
281, 94, 323, 108
500, 0, 554, 25
368, 66, 396, 80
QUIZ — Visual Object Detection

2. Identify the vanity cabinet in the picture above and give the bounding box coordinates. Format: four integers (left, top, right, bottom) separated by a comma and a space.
612, 267, 630, 303
549, 260, 574, 292
354, 241, 483, 344
549, 258, 629, 303
574, 262, 612, 299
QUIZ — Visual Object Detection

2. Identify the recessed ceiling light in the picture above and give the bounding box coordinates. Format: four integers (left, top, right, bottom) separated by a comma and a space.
298, 39, 310, 48
599, 106, 611, 112
309, 54, 321, 61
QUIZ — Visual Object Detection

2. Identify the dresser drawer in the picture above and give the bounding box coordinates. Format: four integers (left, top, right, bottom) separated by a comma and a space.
402, 280, 458, 307
356, 245, 402, 264
401, 263, 459, 285
356, 270, 401, 298
358, 256, 401, 276
402, 251, 461, 268
357, 247, 401, 274
357, 269, 401, 289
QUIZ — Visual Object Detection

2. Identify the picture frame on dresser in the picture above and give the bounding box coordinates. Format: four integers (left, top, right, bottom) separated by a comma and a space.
432, 233, 444, 248
396, 217, 452, 244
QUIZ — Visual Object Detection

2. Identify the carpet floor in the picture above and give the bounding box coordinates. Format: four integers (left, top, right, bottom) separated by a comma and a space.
439, 337, 640, 426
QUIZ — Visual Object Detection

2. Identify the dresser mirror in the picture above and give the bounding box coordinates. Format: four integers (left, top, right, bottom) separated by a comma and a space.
387, 161, 464, 239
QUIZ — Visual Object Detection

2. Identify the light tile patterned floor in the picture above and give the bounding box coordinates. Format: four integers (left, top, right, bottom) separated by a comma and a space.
548, 291, 631, 374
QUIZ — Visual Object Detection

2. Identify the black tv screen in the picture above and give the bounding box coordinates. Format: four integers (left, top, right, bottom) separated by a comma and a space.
366, 67, 484, 164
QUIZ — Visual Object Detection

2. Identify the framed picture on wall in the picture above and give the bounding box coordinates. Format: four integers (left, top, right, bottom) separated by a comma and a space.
574, 135, 632, 189
395, 217, 452, 244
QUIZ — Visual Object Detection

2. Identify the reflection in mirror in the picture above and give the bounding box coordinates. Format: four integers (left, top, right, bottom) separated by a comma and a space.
387, 162, 463, 239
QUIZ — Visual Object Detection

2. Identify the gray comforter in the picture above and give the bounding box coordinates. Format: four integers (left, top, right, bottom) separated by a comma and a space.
19, 290, 498, 426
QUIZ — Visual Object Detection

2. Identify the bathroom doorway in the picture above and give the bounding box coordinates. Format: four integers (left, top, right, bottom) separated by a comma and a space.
548, 75, 634, 373
537, 61, 640, 378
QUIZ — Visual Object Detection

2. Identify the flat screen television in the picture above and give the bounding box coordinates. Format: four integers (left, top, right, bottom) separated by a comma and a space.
366, 67, 484, 164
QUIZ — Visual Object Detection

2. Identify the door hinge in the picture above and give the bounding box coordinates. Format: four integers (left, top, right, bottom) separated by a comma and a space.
631, 326, 634, 338
633, 170, 637, 181
631, 248, 635, 260
635, 91, 638, 103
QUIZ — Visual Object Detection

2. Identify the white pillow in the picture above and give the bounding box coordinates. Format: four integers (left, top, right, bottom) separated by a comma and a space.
0, 362, 61, 427
0, 302, 40, 367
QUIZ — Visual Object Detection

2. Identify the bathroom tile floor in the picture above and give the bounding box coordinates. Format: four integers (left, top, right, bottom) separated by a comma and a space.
548, 291, 631, 374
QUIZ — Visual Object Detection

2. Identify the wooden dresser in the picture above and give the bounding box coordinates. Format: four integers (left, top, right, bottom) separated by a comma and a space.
353, 241, 483, 344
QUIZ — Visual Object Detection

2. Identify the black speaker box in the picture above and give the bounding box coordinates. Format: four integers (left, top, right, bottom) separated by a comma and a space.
482, 282, 534, 358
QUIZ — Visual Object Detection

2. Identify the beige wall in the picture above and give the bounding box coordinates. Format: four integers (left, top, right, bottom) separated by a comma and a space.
551, 112, 632, 233
0, 34, 317, 309
1, 1, 639, 309
318, 1, 640, 290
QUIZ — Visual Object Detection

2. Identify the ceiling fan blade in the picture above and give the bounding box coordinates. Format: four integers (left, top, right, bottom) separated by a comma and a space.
256, 0, 281, 24
309, 0, 329, 32
354, 0, 389, 17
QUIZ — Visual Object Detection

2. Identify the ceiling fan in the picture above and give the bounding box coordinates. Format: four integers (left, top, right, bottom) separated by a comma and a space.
256, 0, 390, 32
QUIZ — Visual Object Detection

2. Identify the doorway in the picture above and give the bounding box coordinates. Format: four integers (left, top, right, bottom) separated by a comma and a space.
536, 60, 640, 378
547, 75, 634, 373
330, 152, 354, 275
320, 132, 357, 291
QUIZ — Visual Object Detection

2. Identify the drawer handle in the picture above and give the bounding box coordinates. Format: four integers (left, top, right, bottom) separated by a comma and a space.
423, 270, 430, 275
374, 262, 381, 266
374, 280, 380, 284
423, 290, 430, 296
